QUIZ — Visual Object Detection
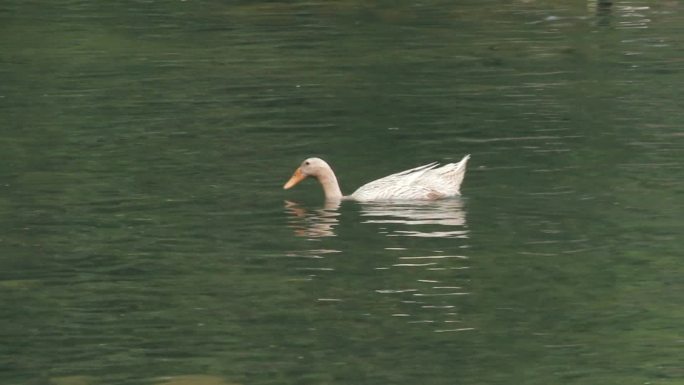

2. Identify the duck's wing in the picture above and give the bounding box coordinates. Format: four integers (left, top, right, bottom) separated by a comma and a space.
350, 155, 470, 201
349, 162, 441, 201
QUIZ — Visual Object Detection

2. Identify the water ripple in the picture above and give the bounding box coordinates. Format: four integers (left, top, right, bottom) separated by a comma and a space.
284, 198, 472, 331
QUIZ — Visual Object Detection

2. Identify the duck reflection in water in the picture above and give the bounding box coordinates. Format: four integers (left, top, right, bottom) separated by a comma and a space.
284, 198, 467, 239
284, 200, 341, 238
360, 198, 467, 238
284, 198, 470, 331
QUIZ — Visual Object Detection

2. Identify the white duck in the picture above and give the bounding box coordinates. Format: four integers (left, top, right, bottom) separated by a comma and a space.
283, 155, 470, 201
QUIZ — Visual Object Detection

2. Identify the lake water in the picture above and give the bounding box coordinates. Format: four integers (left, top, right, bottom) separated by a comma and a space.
1, 1, 683, 385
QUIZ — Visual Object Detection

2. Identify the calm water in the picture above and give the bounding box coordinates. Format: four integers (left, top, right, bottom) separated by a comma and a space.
1, 1, 683, 384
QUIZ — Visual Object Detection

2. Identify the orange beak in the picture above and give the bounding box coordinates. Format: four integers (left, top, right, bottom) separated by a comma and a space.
283, 167, 307, 189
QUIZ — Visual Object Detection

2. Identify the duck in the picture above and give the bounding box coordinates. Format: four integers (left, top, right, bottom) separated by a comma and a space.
283, 155, 470, 201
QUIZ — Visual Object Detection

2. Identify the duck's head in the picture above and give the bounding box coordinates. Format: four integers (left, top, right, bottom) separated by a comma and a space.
283, 157, 332, 189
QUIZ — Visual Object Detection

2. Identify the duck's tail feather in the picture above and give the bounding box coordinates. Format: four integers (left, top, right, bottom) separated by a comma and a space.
430, 154, 470, 195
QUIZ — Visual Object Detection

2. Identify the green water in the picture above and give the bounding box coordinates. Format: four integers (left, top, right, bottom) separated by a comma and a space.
1, 1, 683, 384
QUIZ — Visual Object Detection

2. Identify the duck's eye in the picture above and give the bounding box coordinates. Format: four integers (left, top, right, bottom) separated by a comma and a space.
304, 161, 310, 166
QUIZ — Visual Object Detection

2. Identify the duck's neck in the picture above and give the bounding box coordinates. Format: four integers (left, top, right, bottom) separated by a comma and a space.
318, 169, 343, 201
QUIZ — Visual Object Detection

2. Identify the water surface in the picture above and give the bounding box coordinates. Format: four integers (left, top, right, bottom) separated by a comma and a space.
1, 1, 683, 384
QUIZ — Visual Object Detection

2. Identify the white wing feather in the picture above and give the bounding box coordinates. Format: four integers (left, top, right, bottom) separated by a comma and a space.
349, 155, 470, 201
